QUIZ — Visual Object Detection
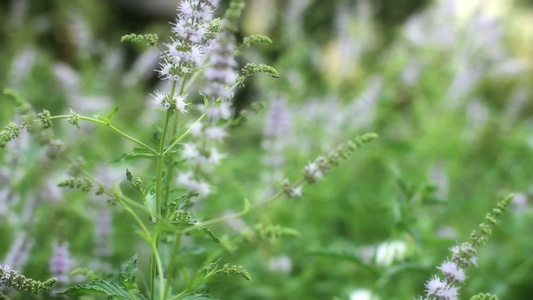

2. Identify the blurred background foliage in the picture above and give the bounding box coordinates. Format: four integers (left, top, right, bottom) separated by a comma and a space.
1, 0, 533, 299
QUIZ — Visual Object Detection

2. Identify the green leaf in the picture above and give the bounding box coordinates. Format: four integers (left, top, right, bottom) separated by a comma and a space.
146, 192, 157, 221
180, 293, 214, 300
121, 152, 157, 161
164, 143, 185, 154
126, 169, 133, 184
167, 193, 196, 211
119, 253, 138, 290
57, 280, 147, 300
106, 106, 120, 124
118, 146, 157, 162
199, 259, 221, 275
191, 226, 220, 243
199, 91, 209, 105
133, 146, 153, 154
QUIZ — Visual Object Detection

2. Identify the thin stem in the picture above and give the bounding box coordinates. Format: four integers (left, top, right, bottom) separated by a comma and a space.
119, 199, 167, 300
50, 115, 158, 155
183, 66, 205, 91
169, 288, 192, 300
150, 241, 166, 300
120, 201, 152, 243
164, 74, 189, 213
152, 79, 179, 300
164, 113, 206, 156
163, 233, 182, 299
180, 188, 289, 235
157, 110, 172, 217
151, 109, 172, 300
58, 154, 153, 217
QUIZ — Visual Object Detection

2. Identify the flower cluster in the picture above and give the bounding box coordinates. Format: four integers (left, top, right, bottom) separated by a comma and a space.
176, 0, 245, 198
204, 0, 244, 101
303, 133, 378, 184
0, 123, 20, 149
203, 32, 237, 100
416, 195, 514, 300
151, 0, 221, 112
49, 241, 70, 285
261, 98, 292, 192
0, 263, 57, 295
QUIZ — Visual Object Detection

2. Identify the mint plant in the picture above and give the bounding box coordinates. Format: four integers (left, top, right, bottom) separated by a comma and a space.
1, 0, 530, 299
0, 1, 378, 299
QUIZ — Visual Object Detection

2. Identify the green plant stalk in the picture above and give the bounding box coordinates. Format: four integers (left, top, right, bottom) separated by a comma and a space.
161, 74, 191, 299
50, 116, 158, 155
164, 73, 189, 213
164, 113, 206, 156
64, 153, 186, 300
163, 233, 183, 300
183, 65, 207, 91
151, 79, 179, 300
180, 188, 288, 235
152, 109, 172, 300
169, 288, 192, 300
120, 200, 164, 300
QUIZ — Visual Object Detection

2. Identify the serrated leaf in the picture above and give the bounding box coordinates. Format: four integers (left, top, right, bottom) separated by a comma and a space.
190, 226, 220, 243
119, 253, 138, 290
121, 152, 157, 161
181, 292, 214, 300
106, 106, 120, 123
164, 143, 185, 154
199, 91, 209, 105
57, 280, 147, 300
126, 169, 133, 184
200, 260, 219, 274
132, 146, 153, 154
167, 193, 198, 211
145, 176, 157, 192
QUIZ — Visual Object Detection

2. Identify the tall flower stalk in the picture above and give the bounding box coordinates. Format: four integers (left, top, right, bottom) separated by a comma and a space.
416, 195, 514, 300
1, 1, 380, 299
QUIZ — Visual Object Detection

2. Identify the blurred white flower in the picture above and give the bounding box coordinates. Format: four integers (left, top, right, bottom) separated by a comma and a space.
268, 255, 292, 274
512, 192, 528, 210
349, 289, 378, 300
375, 240, 407, 267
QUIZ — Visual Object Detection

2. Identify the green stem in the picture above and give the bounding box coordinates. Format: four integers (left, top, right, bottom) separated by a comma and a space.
183, 67, 205, 91
157, 110, 172, 217
180, 187, 290, 235
151, 109, 172, 300
152, 79, 179, 300
163, 74, 189, 213
164, 113, 206, 156
120, 199, 166, 300
163, 233, 183, 299
150, 240, 166, 300
169, 288, 192, 300
50, 115, 158, 155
